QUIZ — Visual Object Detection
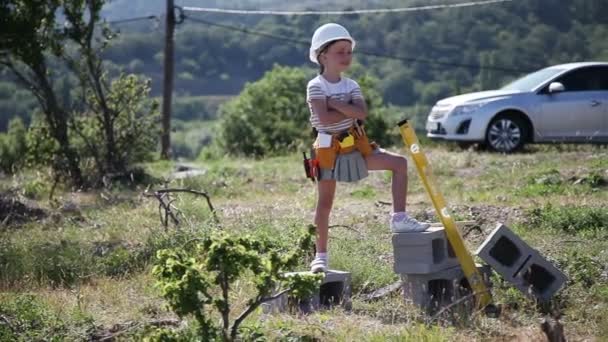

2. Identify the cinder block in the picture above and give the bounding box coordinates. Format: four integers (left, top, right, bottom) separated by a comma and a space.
510, 253, 568, 301
401, 264, 493, 312
392, 226, 459, 274
262, 270, 352, 314
475, 224, 530, 282
401, 266, 465, 311
476, 224, 567, 301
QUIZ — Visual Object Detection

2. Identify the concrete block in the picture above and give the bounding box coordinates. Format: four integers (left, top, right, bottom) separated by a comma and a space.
510, 253, 568, 301
401, 264, 493, 312
401, 266, 464, 310
262, 270, 352, 314
392, 226, 459, 274
476, 224, 530, 282
476, 224, 567, 301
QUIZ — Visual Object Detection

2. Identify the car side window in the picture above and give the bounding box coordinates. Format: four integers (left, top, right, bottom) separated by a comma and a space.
597, 66, 608, 90
553, 66, 607, 92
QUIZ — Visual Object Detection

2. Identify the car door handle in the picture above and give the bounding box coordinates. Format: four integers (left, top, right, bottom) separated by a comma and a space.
590, 100, 601, 107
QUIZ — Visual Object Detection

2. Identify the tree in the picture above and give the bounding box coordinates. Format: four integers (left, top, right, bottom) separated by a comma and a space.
1, 0, 159, 185
0, 0, 83, 186
62, 0, 124, 175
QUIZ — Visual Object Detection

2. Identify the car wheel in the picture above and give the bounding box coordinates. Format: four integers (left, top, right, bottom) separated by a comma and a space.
486, 116, 528, 153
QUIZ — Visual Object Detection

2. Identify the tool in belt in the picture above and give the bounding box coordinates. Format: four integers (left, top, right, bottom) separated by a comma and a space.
303, 120, 374, 182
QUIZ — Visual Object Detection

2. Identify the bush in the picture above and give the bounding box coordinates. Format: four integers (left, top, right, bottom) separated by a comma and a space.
75, 74, 159, 176
0, 117, 27, 173
150, 225, 322, 341
558, 250, 603, 287
0, 295, 70, 341
527, 204, 608, 235
25, 113, 59, 169
24, 74, 159, 185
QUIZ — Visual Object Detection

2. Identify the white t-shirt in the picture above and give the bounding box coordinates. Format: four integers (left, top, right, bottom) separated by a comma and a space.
306, 75, 364, 134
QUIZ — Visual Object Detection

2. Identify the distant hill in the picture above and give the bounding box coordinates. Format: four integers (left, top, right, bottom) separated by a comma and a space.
100, 0, 607, 101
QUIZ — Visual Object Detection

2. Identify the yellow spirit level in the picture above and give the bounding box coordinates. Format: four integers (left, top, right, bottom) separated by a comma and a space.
398, 119, 492, 309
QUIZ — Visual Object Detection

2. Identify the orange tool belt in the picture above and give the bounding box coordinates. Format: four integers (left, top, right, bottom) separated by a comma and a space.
303, 122, 376, 181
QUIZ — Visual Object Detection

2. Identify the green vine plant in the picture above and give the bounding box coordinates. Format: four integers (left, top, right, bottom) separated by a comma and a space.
149, 225, 323, 341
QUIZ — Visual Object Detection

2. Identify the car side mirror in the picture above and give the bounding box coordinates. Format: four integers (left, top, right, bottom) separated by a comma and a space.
548, 82, 565, 94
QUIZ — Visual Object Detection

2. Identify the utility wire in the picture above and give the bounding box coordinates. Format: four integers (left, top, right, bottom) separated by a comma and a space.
182, 0, 512, 16
185, 16, 532, 74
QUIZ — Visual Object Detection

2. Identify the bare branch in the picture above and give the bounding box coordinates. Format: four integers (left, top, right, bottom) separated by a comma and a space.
153, 188, 220, 224
144, 191, 180, 228
231, 288, 291, 338
328, 224, 362, 236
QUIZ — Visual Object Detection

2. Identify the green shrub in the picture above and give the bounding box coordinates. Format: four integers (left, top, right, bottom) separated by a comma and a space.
25, 113, 59, 169
0, 117, 27, 173
0, 294, 68, 341
527, 204, 608, 235
558, 250, 603, 287
32, 241, 93, 286
150, 225, 322, 341
74, 73, 159, 179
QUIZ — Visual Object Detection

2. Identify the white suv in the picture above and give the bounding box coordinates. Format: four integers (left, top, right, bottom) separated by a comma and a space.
426, 62, 608, 152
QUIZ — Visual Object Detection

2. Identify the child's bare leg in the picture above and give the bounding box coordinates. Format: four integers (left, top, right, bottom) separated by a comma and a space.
314, 179, 337, 253
365, 150, 408, 212
366, 150, 430, 232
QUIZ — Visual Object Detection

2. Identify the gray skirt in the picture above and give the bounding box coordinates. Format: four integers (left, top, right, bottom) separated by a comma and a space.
318, 150, 369, 182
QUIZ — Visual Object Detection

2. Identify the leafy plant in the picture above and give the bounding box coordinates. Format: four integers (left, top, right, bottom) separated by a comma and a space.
0, 117, 27, 174
151, 225, 322, 341
0, 294, 69, 341
527, 204, 608, 235
558, 250, 602, 287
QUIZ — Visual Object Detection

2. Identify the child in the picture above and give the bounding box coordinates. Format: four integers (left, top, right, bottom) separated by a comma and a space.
307, 23, 430, 273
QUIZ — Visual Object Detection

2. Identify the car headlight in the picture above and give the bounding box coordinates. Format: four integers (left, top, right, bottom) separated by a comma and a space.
450, 101, 490, 116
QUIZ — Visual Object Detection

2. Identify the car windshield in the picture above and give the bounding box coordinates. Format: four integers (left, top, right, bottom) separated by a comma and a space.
501, 67, 566, 91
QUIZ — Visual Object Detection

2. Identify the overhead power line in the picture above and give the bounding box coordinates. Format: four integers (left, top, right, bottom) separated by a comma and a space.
185, 16, 532, 74
182, 0, 512, 16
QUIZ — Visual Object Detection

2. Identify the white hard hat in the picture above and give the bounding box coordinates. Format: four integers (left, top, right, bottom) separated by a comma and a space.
309, 23, 356, 64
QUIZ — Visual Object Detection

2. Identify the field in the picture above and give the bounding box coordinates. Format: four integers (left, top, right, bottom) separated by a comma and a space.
1, 143, 607, 341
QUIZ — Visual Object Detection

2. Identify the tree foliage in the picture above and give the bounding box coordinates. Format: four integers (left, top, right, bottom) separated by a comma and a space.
0, 0, 159, 184
0, 0, 83, 185
0, 117, 27, 173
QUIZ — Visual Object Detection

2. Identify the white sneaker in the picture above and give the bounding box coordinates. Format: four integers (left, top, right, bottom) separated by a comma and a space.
310, 257, 328, 273
391, 213, 431, 233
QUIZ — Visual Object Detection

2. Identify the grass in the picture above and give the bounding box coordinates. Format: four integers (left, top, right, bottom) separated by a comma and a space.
0, 144, 607, 340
